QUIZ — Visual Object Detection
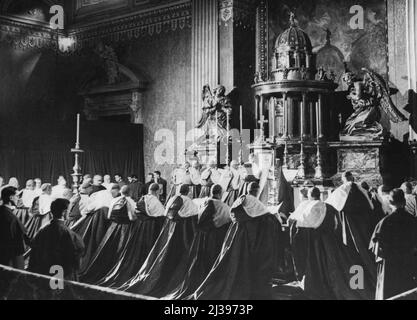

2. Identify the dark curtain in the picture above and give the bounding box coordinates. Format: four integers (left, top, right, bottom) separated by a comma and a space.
0, 149, 142, 186
0, 120, 144, 186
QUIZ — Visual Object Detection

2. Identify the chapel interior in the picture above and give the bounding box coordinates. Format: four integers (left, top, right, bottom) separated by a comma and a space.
1, 0, 417, 300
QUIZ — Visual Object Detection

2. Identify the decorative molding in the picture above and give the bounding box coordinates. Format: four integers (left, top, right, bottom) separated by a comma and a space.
0, 15, 58, 50
255, 0, 268, 81
68, 1, 192, 50
218, 0, 256, 27
0, 1, 191, 52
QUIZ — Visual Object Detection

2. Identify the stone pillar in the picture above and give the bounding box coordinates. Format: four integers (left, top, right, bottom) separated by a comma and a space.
269, 97, 276, 139
191, 0, 219, 128
219, 0, 256, 130
300, 93, 307, 140
406, 0, 417, 141
283, 93, 288, 140
288, 97, 294, 139
317, 94, 324, 140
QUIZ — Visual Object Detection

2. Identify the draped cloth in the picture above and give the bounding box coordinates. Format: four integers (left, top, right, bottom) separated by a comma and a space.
188, 195, 281, 300
25, 196, 52, 240
14, 208, 31, 226
238, 175, 259, 197
289, 200, 327, 229
95, 195, 166, 289
199, 168, 214, 198
291, 203, 375, 300
65, 194, 90, 228
221, 168, 240, 207
79, 197, 137, 284
325, 182, 377, 287
164, 198, 231, 300
370, 208, 417, 300
120, 195, 198, 298
72, 208, 112, 276
21, 189, 37, 209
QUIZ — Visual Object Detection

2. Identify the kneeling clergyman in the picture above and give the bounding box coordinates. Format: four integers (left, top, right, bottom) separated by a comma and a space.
28, 198, 85, 281
96, 183, 166, 289
290, 187, 374, 300
164, 184, 231, 300
189, 182, 281, 300
79, 185, 137, 284
121, 184, 198, 298
370, 189, 417, 300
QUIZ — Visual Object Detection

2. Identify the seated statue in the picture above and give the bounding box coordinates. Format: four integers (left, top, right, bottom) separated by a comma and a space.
340, 67, 406, 141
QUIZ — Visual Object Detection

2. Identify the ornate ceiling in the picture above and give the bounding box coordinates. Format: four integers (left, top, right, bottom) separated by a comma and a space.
0, 0, 185, 27
0, 0, 64, 24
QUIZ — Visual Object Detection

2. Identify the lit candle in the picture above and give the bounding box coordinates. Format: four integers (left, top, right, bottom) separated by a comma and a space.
240, 105, 243, 133
76, 113, 80, 146
215, 111, 218, 139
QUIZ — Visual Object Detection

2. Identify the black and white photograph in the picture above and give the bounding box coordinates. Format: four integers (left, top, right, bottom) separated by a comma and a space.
1, 0, 417, 305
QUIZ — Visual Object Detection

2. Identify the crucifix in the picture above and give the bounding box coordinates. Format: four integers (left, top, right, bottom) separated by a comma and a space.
258, 114, 269, 142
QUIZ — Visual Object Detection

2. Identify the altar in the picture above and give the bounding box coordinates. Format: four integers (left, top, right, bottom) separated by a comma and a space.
250, 12, 409, 202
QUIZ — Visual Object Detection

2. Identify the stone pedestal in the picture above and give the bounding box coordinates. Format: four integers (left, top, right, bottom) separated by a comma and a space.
329, 141, 386, 187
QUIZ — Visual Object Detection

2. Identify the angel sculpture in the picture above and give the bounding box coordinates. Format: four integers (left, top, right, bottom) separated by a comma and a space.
196, 85, 236, 142
340, 67, 406, 140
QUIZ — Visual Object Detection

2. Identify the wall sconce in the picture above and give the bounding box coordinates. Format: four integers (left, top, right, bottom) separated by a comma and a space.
58, 36, 75, 53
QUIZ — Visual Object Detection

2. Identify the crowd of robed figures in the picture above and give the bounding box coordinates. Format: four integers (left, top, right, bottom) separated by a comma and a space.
1, 159, 417, 300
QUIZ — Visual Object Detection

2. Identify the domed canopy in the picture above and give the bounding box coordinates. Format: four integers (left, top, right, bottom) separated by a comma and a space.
274, 13, 312, 53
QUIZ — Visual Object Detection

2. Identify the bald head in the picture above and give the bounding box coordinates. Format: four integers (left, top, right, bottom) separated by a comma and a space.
342, 171, 354, 183
309, 187, 321, 201
401, 182, 413, 195
93, 175, 103, 186
110, 183, 121, 198
120, 185, 130, 196
26, 179, 35, 190
208, 159, 217, 168
230, 160, 238, 169
389, 189, 406, 208
210, 184, 223, 199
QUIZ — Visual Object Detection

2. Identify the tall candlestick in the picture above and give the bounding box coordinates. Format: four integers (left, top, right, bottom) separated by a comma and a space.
240, 105, 243, 133
215, 111, 218, 140
76, 113, 80, 148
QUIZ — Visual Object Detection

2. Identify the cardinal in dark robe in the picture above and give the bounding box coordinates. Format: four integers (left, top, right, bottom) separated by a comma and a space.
72, 187, 116, 275
199, 160, 221, 198
25, 183, 53, 240
189, 182, 281, 300
65, 183, 91, 228
370, 189, 417, 300
164, 184, 231, 300
95, 183, 166, 289
238, 163, 259, 197
220, 161, 241, 207
290, 187, 375, 300
15, 179, 36, 225
79, 185, 140, 284
121, 184, 198, 298
166, 164, 188, 205
28, 199, 85, 281
189, 161, 202, 199
326, 171, 377, 290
